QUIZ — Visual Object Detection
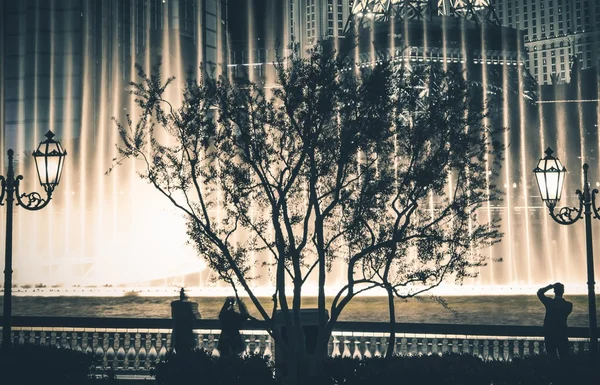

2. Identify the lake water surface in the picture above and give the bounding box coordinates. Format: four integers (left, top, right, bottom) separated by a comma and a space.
2, 295, 599, 327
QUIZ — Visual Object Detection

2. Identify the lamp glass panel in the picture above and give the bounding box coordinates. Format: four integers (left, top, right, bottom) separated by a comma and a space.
33, 154, 45, 186
556, 166, 566, 200
45, 156, 61, 185
544, 170, 561, 201
535, 171, 549, 200
534, 155, 566, 203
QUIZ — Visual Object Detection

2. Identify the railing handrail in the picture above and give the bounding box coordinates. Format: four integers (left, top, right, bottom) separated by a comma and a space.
1, 316, 595, 338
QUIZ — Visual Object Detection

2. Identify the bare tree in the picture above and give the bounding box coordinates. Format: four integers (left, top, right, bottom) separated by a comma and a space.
111, 46, 502, 384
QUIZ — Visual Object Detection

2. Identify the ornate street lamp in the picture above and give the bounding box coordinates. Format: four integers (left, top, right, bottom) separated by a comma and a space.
0, 131, 66, 349
533, 147, 598, 358
533, 148, 567, 208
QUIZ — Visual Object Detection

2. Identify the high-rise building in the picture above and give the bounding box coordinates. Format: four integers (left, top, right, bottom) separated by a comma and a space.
492, 0, 600, 85
284, 0, 353, 54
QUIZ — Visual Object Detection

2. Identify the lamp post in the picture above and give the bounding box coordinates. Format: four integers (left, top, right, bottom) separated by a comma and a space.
533, 147, 598, 358
0, 131, 66, 349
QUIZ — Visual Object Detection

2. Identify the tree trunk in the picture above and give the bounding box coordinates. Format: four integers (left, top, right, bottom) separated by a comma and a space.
385, 287, 396, 359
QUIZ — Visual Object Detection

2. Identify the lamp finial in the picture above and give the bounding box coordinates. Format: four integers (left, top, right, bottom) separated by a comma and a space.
45, 131, 55, 141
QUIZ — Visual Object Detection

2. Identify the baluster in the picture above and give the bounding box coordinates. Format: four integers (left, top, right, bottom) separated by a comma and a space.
17, 330, 24, 345
74, 332, 83, 352
342, 339, 351, 358
26, 330, 34, 344
24, 330, 32, 345
263, 338, 272, 358
116, 333, 126, 368
246, 334, 254, 356
364, 340, 372, 359
352, 339, 362, 360
472, 339, 481, 359
211, 339, 221, 358
424, 338, 432, 356
331, 336, 341, 357
417, 338, 424, 355
193, 331, 199, 350
126, 333, 137, 369
503, 340, 510, 361
442, 338, 449, 355
431, 338, 439, 355
147, 333, 158, 365
492, 340, 499, 360
64, 331, 71, 348
374, 341, 382, 358
95, 333, 104, 359
50, 331, 60, 348
511, 339, 519, 358
66, 331, 74, 350
572, 340, 579, 354
197, 333, 205, 350
242, 338, 251, 358
462, 338, 469, 355
158, 334, 167, 360
533, 340, 540, 355
203, 335, 210, 352
83, 332, 91, 354
106, 333, 116, 368
55, 331, 62, 348
496, 339, 503, 360
206, 333, 216, 354
483, 339, 490, 360
400, 337, 408, 356
138, 333, 148, 370
34, 330, 41, 345
90, 332, 98, 357
451, 338, 459, 354
98, 333, 108, 368
166, 332, 172, 351
380, 337, 388, 358
254, 336, 262, 356
410, 337, 419, 356
209, 334, 217, 353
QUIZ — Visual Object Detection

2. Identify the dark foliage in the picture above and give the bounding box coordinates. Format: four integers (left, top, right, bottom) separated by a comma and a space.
152, 349, 277, 385
320, 353, 600, 385
152, 350, 599, 385
0, 344, 115, 385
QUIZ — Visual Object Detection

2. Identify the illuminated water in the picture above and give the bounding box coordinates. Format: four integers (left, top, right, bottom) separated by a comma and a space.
1, 1, 598, 292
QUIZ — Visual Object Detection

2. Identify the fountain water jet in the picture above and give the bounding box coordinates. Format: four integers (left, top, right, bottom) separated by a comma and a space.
1, 0, 598, 294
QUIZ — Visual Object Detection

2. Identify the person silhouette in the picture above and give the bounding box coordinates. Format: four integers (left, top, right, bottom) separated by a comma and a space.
218, 296, 250, 357
170, 288, 201, 354
537, 282, 573, 359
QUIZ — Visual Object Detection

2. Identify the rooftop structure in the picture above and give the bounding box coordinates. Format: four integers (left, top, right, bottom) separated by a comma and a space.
348, 0, 500, 27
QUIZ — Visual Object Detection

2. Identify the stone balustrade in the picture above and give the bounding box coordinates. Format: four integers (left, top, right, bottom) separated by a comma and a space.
0, 316, 593, 377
